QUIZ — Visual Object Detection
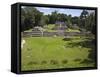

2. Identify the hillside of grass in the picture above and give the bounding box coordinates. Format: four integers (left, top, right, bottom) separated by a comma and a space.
21, 36, 94, 71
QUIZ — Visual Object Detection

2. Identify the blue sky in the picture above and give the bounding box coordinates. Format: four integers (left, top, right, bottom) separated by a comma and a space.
35, 7, 83, 17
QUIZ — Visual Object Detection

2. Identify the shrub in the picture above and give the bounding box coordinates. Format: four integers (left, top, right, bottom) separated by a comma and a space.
88, 49, 95, 62
62, 59, 68, 64
62, 37, 72, 41
41, 60, 47, 64
74, 58, 81, 62
27, 61, 38, 65
50, 60, 58, 65
80, 59, 93, 64
27, 48, 32, 51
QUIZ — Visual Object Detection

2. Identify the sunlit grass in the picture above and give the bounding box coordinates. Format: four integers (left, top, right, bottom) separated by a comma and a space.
21, 36, 94, 71
66, 28, 80, 32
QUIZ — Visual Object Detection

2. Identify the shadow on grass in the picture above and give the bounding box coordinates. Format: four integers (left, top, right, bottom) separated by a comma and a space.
27, 59, 69, 66
62, 38, 72, 41
50, 60, 59, 65
41, 60, 47, 64
80, 59, 94, 64
79, 39, 96, 65
62, 59, 68, 64
27, 61, 38, 65
80, 49, 96, 65
64, 37, 96, 65
74, 58, 81, 62
64, 38, 95, 48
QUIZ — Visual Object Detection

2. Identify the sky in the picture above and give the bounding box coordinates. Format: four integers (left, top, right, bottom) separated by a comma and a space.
35, 7, 83, 17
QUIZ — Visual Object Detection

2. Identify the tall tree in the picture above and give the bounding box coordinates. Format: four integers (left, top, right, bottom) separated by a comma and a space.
80, 10, 88, 28
39, 15, 49, 27
21, 7, 43, 31
49, 11, 58, 24
66, 15, 72, 28
86, 12, 95, 34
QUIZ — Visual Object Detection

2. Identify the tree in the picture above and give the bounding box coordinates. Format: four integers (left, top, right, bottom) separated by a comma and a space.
57, 13, 67, 22
66, 15, 72, 28
79, 10, 96, 34
34, 11, 43, 26
86, 12, 95, 34
80, 10, 88, 28
72, 16, 79, 25
39, 15, 49, 27
49, 11, 58, 24
21, 7, 43, 32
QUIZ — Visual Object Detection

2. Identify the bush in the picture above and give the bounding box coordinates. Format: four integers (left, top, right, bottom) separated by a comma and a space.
50, 60, 58, 65
62, 59, 68, 64
62, 37, 72, 41
80, 59, 93, 64
88, 49, 95, 62
27, 48, 32, 51
74, 58, 81, 62
70, 25, 79, 30
41, 60, 47, 64
27, 61, 38, 65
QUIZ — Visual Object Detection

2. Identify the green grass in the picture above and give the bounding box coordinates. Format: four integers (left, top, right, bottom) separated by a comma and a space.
46, 24, 55, 30
24, 29, 33, 32
67, 28, 80, 32
21, 36, 94, 71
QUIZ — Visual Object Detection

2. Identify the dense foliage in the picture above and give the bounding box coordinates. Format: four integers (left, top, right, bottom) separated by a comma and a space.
21, 7, 96, 34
